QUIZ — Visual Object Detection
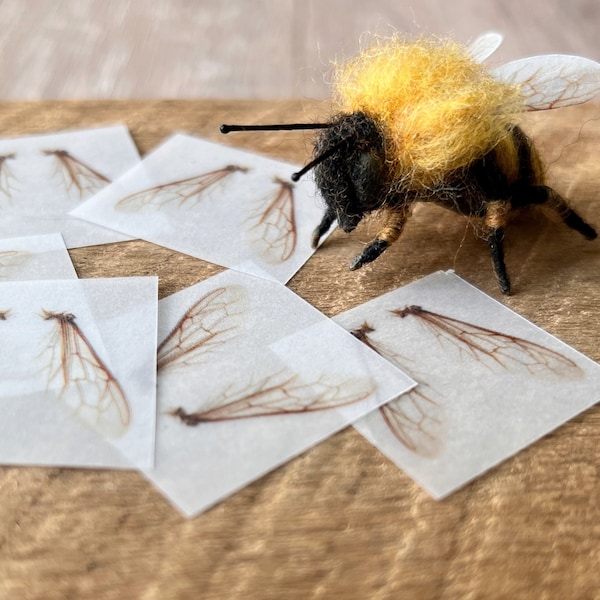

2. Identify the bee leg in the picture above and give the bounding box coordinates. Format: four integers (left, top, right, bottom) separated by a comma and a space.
484, 201, 511, 294
311, 208, 336, 248
349, 206, 410, 270
513, 185, 597, 240
487, 228, 511, 295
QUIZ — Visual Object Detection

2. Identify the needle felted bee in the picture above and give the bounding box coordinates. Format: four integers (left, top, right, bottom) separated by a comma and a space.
221, 33, 600, 294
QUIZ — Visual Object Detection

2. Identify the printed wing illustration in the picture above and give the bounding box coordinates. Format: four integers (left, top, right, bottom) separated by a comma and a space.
246, 177, 297, 262
379, 390, 444, 459
169, 368, 375, 425
116, 165, 248, 212
392, 305, 584, 379
0, 250, 31, 279
42, 149, 110, 198
350, 322, 445, 458
0, 153, 16, 202
43, 310, 130, 438
157, 285, 246, 371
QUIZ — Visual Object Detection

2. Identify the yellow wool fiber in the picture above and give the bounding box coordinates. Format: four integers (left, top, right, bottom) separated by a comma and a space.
333, 36, 524, 187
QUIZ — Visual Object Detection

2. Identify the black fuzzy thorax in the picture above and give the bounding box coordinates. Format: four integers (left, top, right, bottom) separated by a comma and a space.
313, 114, 546, 228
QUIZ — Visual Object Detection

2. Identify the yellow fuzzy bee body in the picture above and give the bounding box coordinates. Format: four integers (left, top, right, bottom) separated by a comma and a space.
222, 33, 600, 294
334, 38, 523, 187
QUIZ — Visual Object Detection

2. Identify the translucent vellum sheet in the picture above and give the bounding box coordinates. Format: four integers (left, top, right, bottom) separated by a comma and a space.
0, 125, 140, 247
71, 134, 328, 283
334, 271, 600, 499
0, 233, 77, 280
0, 277, 158, 469
145, 269, 416, 516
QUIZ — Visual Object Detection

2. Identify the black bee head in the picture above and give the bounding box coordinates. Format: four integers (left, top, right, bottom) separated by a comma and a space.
219, 112, 387, 233
313, 112, 386, 233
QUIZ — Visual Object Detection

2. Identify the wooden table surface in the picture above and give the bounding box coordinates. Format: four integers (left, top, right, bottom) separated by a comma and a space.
0, 99, 598, 599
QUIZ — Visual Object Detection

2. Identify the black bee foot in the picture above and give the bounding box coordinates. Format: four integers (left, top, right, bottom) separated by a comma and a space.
498, 275, 511, 296
311, 231, 322, 249
349, 239, 388, 270
487, 228, 511, 295
563, 210, 598, 240
312, 210, 336, 249
349, 255, 364, 270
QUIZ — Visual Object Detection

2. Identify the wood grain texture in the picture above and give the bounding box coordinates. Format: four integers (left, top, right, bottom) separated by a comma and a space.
0, 99, 599, 599
0, 0, 598, 100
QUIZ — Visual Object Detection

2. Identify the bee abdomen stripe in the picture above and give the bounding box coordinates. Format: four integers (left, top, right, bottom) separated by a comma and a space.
484, 201, 511, 230
379, 226, 403, 243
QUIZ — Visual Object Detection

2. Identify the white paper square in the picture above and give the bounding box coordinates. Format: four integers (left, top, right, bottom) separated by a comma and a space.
0, 125, 140, 247
144, 269, 415, 516
0, 233, 77, 280
71, 134, 328, 283
0, 277, 158, 469
334, 271, 600, 498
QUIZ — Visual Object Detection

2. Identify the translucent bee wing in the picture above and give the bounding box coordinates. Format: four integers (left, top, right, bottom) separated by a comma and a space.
467, 31, 503, 63
115, 165, 248, 212
394, 306, 584, 380
43, 311, 130, 438
379, 387, 445, 459
169, 369, 375, 424
157, 285, 246, 371
491, 55, 600, 110
246, 178, 297, 262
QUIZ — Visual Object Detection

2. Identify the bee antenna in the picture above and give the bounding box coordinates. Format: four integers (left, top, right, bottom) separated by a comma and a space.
291, 137, 353, 182
220, 123, 331, 134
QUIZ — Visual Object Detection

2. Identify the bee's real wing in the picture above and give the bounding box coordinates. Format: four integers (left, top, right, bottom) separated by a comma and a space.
467, 32, 503, 63
491, 55, 600, 110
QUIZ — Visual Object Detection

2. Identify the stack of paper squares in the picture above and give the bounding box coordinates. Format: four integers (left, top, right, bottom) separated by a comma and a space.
0, 124, 597, 518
